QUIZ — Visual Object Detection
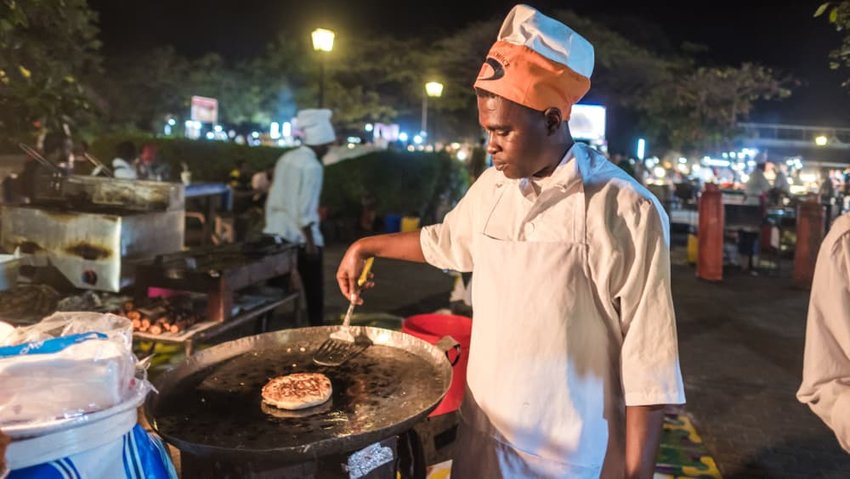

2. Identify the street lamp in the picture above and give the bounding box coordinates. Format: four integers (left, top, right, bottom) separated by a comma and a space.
815, 135, 828, 146
311, 28, 335, 107
421, 81, 444, 142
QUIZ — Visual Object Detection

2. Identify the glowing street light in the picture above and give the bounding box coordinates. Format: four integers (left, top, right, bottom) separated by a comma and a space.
422, 81, 444, 142
311, 28, 335, 107
311, 28, 335, 52
815, 135, 828, 146
425, 81, 444, 98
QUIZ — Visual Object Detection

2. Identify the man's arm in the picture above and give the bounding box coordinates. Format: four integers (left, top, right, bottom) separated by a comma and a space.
336, 231, 425, 302
625, 404, 666, 479
610, 198, 684, 476
336, 170, 484, 303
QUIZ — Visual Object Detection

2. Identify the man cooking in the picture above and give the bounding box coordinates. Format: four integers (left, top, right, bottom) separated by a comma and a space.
265, 109, 335, 327
336, 5, 685, 478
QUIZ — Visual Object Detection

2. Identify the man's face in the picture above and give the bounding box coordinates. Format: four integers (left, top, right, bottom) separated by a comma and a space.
477, 94, 551, 179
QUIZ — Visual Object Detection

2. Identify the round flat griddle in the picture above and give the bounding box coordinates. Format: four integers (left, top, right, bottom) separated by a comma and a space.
145, 326, 453, 461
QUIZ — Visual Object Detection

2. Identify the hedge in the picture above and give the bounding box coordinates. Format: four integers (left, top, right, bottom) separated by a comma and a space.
90, 135, 285, 184
89, 135, 469, 223
322, 150, 468, 222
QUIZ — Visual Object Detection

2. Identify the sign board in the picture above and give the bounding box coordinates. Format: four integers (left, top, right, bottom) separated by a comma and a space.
190, 96, 218, 124
569, 104, 606, 143
373, 123, 400, 142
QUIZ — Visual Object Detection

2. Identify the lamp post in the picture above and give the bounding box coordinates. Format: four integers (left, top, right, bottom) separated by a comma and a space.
311, 28, 335, 108
421, 81, 444, 142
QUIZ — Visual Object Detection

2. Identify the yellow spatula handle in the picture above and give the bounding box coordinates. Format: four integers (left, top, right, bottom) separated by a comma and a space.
357, 257, 375, 288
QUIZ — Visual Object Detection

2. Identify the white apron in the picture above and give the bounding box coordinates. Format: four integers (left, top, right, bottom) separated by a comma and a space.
451, 176, 625, 478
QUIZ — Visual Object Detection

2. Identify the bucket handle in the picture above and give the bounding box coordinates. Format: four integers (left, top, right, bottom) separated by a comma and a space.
436, 336, 461, 367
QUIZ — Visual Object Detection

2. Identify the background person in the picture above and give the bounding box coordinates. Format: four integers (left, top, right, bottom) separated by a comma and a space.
264, 109, 335, 327
746, 162, 771, 198
134, 143, 171, 181
228, 159, 252, 190
112, 141, 137, 179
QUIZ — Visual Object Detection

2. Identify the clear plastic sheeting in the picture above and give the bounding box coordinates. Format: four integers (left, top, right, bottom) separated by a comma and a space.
0, 312, 151, 429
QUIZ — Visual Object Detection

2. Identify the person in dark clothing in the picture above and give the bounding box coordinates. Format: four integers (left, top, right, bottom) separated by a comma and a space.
228, 160, 252, 190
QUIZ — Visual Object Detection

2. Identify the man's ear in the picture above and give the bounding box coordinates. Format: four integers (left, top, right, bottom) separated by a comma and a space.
543, 107, 563, 135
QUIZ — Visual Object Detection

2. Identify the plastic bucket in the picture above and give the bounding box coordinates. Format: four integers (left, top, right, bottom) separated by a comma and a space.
402, 314, 472, 416
384, 214, 402, 233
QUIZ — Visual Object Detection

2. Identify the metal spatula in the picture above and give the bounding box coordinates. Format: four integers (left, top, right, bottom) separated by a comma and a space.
314, 258, 374, 366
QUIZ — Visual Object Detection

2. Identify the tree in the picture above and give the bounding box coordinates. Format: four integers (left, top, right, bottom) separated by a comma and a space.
637, 63, 792, 152
430, 9, 791, 153
101, 49, 275, 132
815, 1, 850, 86
0, 0, 102, 149
99, 47, 191, 132
259, 33, 423, 131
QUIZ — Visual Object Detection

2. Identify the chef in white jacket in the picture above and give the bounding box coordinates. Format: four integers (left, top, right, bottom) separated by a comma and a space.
265, 109, 335, 326
798, 212, 850, 453
336, 5, 685, 477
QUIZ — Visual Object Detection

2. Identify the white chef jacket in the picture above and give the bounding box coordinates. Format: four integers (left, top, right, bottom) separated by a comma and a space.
263, 146, 324, 247
420, 143, 685, 470
798, 212, 850, 453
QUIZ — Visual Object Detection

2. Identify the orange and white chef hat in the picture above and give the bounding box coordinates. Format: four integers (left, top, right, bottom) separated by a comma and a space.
474, 4, 594, 119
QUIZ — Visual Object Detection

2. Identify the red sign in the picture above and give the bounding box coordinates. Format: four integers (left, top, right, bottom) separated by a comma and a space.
190, 96, 218, 124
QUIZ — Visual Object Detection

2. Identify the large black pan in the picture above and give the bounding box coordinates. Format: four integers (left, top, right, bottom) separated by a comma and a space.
145, 326, 458, 462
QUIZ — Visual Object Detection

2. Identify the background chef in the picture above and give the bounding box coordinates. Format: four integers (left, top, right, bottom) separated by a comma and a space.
265, 108, 335, 327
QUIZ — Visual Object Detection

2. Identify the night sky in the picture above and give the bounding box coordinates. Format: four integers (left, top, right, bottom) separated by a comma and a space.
90, 0, 850, 127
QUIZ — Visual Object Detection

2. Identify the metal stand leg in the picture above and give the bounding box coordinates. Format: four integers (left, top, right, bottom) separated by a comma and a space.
397, 429, 426, 479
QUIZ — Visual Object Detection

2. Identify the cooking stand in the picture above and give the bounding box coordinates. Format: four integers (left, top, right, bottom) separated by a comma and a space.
133, 242, 303, 355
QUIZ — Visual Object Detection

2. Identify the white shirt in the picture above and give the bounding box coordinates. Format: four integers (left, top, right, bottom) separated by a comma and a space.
798, 213, 850, 453
112, 158, 137, 180
746, 169, 771, 197
263, 146, 324, 247
421, 142, 685, 407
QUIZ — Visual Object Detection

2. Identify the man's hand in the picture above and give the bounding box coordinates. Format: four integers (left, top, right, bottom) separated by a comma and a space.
336, 241, 374, 304
335, 231, 426, 304
625, 404, 666, 479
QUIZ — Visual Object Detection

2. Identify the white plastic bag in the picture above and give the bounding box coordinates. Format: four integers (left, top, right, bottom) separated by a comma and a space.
0, 312, 149, 427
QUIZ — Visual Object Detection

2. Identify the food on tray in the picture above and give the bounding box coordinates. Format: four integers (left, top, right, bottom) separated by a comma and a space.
261, 373, 332, 410
122, 296, 200, 335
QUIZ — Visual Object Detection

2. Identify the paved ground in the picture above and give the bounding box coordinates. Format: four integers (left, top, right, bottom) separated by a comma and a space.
669, 250, 850, 478
318, 240, 850, 478
321, 246, 456, 323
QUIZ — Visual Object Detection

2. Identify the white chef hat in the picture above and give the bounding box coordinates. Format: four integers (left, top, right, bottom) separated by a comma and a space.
474, 4, 595, 118
296, 109, 336, 146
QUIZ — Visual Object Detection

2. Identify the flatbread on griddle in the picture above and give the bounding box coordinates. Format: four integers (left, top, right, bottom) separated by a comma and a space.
261, 373, 332, 410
